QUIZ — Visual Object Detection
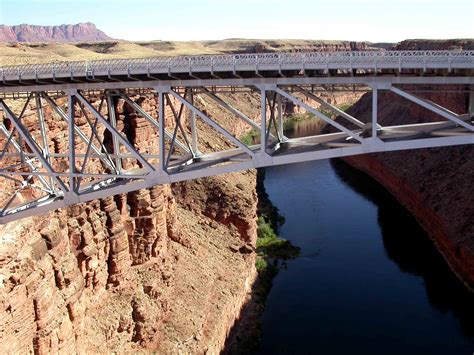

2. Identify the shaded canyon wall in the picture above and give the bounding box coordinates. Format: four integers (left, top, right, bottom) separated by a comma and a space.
340, 90, 474, 290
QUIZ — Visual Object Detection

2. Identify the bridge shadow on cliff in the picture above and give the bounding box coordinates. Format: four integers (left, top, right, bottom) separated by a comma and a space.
331, 158, 474, 338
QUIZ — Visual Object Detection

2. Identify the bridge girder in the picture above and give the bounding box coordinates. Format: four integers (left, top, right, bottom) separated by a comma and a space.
0, 82, 472, 224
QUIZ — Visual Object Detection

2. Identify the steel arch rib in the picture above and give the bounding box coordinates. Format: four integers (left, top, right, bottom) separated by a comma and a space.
0, 50, 473, 223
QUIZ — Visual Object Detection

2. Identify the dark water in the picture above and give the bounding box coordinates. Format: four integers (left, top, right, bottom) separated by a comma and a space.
286, 119, 325, 139
259, 157, 474, 354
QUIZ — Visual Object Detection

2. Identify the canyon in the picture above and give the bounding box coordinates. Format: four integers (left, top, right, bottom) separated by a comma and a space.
0, 35, 473, 353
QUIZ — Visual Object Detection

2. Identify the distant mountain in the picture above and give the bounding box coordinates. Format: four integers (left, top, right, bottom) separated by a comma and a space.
0, 22, 113, 43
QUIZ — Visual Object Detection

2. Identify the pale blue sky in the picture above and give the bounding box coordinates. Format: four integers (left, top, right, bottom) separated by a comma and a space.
0, 0, 473, 42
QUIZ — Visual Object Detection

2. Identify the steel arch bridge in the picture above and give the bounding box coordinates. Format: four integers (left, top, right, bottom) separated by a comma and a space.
0, 50, 473, 223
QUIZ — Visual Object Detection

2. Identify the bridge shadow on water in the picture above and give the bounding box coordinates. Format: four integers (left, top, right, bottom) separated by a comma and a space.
330, 158, 474, 338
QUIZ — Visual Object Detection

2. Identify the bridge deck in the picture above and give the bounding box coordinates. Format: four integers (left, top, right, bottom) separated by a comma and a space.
1, 51, 473, 92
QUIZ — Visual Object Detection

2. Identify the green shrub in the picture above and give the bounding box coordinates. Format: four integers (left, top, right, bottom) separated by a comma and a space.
240, 129, 260, 145
257, 216, 277, 240
283, 112, 315, 131
255, 257, 268, 272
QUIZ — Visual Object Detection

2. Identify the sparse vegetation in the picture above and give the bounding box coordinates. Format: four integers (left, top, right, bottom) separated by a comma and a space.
229, 169, 300, 353
255, 169, 300, 276
283, 112, 315, 131
257, 217, 300, 259
338, 102, 353, 112
252, 169, 300, 339
240, 129, 260, 145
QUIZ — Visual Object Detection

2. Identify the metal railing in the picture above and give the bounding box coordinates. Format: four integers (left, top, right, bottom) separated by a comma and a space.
1, 50, 473, 82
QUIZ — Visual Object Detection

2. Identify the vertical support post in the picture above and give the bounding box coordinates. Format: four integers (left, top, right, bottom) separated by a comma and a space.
260, 88, 267, 153
106, 93, 123, 174
68, 91, 76, 193
469, 87, 474, 120
157, 89, 167, 174
35, 94, 49, 157
35, 93, 55, 190
186, 88, 199, 156
372, 87, 378, 138
277, 93, 283, 141
18, 115, 25, 165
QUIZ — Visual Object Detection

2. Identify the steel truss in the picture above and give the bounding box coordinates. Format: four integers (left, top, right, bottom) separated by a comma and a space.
0, 80, 473, 223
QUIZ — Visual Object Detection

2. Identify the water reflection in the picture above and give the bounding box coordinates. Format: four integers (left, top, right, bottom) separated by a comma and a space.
285, 119, 325, 139
331, 158, 474, 338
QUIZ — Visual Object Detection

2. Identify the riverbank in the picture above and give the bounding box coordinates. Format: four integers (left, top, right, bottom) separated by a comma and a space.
223, 168, 300, 353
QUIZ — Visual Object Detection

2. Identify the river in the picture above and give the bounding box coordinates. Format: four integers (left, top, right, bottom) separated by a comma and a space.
258, 123, 474, 354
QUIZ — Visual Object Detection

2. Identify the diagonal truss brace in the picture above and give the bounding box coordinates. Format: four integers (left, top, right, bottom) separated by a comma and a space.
273, 87, 364, 143
35, 93, 56, 190
202, 87, 280, 142
41, 92, 117, 172
169, 90, 256, 157
165, 94, 195, 159
113, 91, 191, 154
74, 91, 155, 173
13, 92, 33, 164
295, 86, 370, 129
201, 87, 262, 132
390, 87, 474, 132
0, 146, 53, 198
0, 124, 53, 192
265, 92, 283, 143
0, 99, 69, 193
105, 94, 123, 174
185, 88, 200, 155
76, 99, 119, 174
